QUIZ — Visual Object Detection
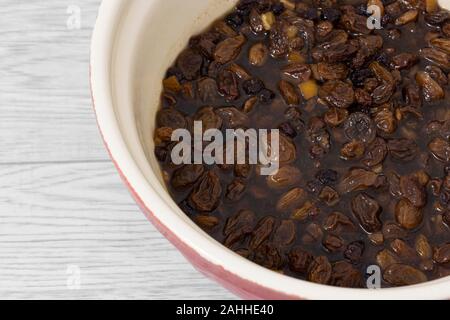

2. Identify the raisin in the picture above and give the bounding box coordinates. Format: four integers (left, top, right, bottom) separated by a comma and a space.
316, 169, 338, 186
226, 12, 244, 28
351, 193, 382, 233
189, 171, 222, 212
154, 146, 168, 162
278, 122, 297, 138
242, 78, 265, 95
271, 3, 285, 16
344, 241, 365, 264
344, 113, 376, 144
308, 256, 332, 285
322, 8, 341, 23
259, 88, 276, 104
288, 247, 314, 274
331, 261, 364, 288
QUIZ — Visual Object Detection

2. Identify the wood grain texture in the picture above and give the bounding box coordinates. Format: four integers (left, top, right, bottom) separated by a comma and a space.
0, 0, 236, 300
0, 0, 107, 164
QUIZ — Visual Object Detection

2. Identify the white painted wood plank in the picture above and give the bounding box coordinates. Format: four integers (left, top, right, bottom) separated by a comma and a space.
0, 161, 236, 300
0, 0, 107, 164
0, 0, 236, 299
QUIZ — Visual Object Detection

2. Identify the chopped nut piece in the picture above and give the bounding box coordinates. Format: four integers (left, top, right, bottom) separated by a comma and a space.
261, 12, 276, 31
163, 76, 182, 92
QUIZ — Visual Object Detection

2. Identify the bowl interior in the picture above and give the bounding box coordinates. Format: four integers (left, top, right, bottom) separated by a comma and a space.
109, 0, 238, 222
102, 0, 450, 299
133, 0, 238, 180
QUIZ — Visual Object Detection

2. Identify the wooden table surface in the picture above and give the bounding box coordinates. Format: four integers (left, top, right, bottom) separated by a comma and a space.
0, 0, 235, 300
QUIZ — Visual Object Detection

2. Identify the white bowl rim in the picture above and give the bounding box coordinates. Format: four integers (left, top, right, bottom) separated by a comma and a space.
90, 0, 450, 300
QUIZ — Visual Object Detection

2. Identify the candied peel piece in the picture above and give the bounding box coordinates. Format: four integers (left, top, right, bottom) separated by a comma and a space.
298, 80, 318, 100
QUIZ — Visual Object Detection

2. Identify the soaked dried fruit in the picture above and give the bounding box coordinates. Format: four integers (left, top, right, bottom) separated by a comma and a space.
177, 49, 203, 80
217, 70, 240, 100
319, 80, 355, 109
344, 241, 365, 264
395, 10, 419, 25
400, 175, 426, 208
425, 65, 448, 86
282, 63, 312, 81
430, 38, 450, 54
383, 221, 408, 240
299, 80, 319, 100
338, 168, 383, 194
163, 76, 182, 92
323, 234, 344, 252
308, 256, 332, 285
171, 165, 205, 190
273, 220, 296, 247
243, 78, 264, 95
416, 71, 444, 102
267, 167, 301, 191
302, 223, 324, 244
388, 139, 419, 162
288, 247, 314, 274
226, 178, 246, 201
224, 210, 256, 247
341, 140, 365, 160
415, 234, 433, 260
276, 188, 307, 212
249, 8, 264, 33
155, 127, 173, 144
269, 22, 289, 58
316, 21, 334, 38
391, 239, 417, 261
428, 138, 450, 163
395, 199, 423, 230
194, 106, 223, 132
292, 201, 319, 221
229, 63, 251, 80
344, 112, 376, 144
312, 63, 348, 81
249, 217, 276, 249
384, 264, 427, 286
363, 138, 388, 167
420, 48, 450, 70
252, 242, 283, 270
324, 108, 348, 127
197, 77, 219, 102
195, 215, 219, 230
331, 261, 364, 288
189, 171, 222, 212
277, 134, 297, 164
351, 193, 382, 233
279, 80, 300, 105
434, 243, 450, 264
374, 108, 397, 134
157, 107, 187, 130
377, 249, 399, 270
425, 10, 450, 24
323, 212, 356, 232
319, 186, 340, 206
216, 107, 249, 128
249, 43, 269, 66
214, 34, 246, 64
156, 0, 450, 289
391, 52, 419, 70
